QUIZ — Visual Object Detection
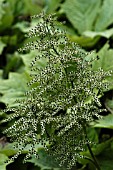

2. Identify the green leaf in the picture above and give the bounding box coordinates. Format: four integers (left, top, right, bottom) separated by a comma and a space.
27, 148, 62, 170
0, 50, 48, 107
0, 153, 8, 164
20, 50, 48, 73
80, 138, 113, 167
3, 52, 24, 79
85, 43, 113, 91
0, 153, 11, 170
0, 72, 31, 107
91, 114, 113, 129
92, 43, 113, 71
81, 138, 113, 158
0, 143, 17, 157
0, 0, 5, 24
105, 99, 113, 110
104, 99, 113, 114
83, 28, 113, 39
62, 0, 101, 34
87, 128, 99, 144
100, 160, 113, 170
95, 0, 113, 31
23, 0, 44, 15
1, 35, 17, 46
0, 1, 13, 32
13, 21, 30, 33
97, 148, 113, 170
0, 39, 6, 54
13, 19, 39, 33
45, 0, 61, 13
0, 142, 43, 157
68, 34, 99, 48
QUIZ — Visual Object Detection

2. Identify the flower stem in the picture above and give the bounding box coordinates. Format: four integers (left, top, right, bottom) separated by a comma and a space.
83, 125, 101, 170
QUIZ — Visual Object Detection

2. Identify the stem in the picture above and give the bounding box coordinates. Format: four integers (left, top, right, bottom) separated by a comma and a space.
83, 125, 101, 170
84, 156, 98, 167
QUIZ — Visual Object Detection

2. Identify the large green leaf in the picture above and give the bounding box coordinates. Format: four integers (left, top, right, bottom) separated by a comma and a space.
104, 99, 113, 114
83, 28, 113, 39
92, 43, 113, 71
0, 153, 11, 170
7, 0, 44, 16
85, 43, 113, 126
91, 114, 113, 129
27, 148, 65, 170
0, 50, 48, 107
13, 18, 40, 35
45, 0, 61, 13
93, 138, 113, 156
23, 0, 44, 15
61, 0, 101, 34
13, 21, 32, 33
68, 34, 99, 48
87, 43, 113, 91
0, 1, 13, 32
0, 71, 31, 107
95, 0, 113, 31
0, 142, 60, 170
97, 148, 113, 170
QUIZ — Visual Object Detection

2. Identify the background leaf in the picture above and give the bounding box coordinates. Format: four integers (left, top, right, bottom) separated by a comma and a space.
0, 71, 31, 107
0, 1, 14, 32
91, 114, 113, 129
68, 34, 99, 48
92, 43, 113, 72
45, 0, 61, 13
83, 28, 113, 39
0, 153, 10, 170
62, 0, 101, 34
95, 0, 113, 31
97, 147, 113, 170
27, 148, 63, 170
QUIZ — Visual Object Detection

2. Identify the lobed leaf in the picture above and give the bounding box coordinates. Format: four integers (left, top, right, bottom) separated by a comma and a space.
62, 0, 101, 34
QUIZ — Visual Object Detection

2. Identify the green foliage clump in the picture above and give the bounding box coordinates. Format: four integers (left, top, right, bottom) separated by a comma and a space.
0, 0, 45, 79
2, 12, 112, 169
61, 0, 113, 48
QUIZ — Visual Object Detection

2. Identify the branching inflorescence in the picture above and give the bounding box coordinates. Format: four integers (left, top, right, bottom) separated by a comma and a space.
3, 12, 112, 169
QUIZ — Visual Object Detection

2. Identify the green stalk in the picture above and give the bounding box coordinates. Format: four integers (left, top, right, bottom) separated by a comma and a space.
83, 125, 101, 170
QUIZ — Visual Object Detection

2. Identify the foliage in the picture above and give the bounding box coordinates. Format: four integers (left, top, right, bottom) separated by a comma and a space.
1, 12, 112, 170
91, 114, 113, 129
60, 0, 113, 48
0, 1, 113, 170
0, 0, 45, 78
0, 71, 30, 107
0, 153, 11, 170
62, 0, 101, 34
